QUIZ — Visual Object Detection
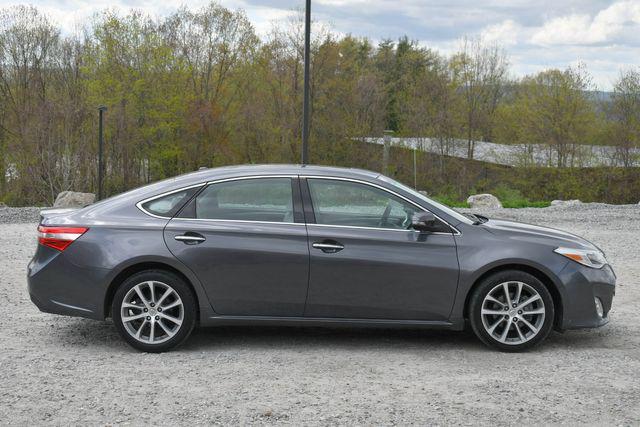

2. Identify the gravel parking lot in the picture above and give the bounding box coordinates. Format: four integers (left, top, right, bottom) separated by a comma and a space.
1, 204, 639, 425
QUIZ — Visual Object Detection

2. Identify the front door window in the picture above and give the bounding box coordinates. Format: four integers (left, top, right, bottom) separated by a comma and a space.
307, 178, 421, 230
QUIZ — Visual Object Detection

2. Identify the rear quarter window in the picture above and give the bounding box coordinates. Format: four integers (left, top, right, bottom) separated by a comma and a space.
140, 187, 201, 218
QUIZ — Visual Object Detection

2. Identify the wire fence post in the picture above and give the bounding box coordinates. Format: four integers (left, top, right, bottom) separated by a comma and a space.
413, 146, 417, 189
382, 130, 393, 175
97, 106, 107, 200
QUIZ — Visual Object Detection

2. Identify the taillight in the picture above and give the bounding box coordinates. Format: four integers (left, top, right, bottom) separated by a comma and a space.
37, 226, 89, 251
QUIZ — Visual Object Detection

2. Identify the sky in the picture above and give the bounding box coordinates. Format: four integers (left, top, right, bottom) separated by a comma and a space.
2, 0, 639, 90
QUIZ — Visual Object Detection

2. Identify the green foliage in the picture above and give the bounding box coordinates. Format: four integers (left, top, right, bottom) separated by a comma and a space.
430, 189, 550, 209
494, 65, 600, 167
431, 196, 469, 208
0, 3, 638, 206
373, 143, 640, 206
608, 69, 640, 167
491, 185, 550, 208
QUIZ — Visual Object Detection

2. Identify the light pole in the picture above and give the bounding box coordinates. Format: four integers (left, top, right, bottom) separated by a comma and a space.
301, 0, 311, 165
97, 106, 107, 200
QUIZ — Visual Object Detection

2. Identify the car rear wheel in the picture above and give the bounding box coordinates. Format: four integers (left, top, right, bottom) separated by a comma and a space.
112, 270, 196, 352
469, 270, 554, 352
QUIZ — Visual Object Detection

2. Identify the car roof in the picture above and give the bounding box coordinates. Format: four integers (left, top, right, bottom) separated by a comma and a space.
163, 164, 382, 189
190, 164, 380, 180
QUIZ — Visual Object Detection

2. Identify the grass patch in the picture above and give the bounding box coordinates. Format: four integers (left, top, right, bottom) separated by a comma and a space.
431, 187, 551, 209
431, 195, 470, 208
493, 186, 550, 208
501, 200, 551, 208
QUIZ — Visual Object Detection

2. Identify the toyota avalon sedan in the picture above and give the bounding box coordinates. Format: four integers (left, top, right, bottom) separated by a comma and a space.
28, 164, 615, 352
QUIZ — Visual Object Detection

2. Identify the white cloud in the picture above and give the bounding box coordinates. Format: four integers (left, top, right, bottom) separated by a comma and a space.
531, 0, 640, 45
481, 19, 521, 46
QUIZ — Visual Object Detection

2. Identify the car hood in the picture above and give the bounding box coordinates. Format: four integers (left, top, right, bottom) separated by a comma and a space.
481, 218, 598, 251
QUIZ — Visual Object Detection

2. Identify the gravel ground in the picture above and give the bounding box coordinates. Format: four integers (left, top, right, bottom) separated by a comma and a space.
1, 205, 639, 425
0, 206, 42, 223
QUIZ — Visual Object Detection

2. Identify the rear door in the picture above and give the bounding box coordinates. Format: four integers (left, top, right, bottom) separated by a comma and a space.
302, 177, 459, 321
164, 176, 310, 317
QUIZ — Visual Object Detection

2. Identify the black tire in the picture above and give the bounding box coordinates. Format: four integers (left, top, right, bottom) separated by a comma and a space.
469, 270, 554, 352
112, 270, 197, 353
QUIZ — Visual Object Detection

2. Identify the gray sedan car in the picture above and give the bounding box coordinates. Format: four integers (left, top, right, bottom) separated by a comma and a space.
28, 165, 615, 352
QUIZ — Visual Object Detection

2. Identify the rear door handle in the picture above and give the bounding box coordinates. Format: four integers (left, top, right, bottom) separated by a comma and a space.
175, 233, 206, 244
312, 241, 344, 253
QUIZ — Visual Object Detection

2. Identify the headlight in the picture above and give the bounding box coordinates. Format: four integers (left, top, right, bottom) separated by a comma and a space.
554, 247, 607, 269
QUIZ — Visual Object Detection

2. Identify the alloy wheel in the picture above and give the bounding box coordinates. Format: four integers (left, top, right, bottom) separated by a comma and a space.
480, 281, 546, 345
120, 281, 184, 344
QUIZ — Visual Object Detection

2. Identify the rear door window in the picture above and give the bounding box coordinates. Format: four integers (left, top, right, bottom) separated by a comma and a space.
195, 178, 294, 223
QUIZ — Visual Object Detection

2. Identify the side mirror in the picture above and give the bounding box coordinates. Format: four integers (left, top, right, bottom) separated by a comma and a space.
411, 211, 437, 232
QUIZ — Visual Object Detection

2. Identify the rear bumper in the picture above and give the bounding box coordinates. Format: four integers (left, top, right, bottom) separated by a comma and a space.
27, 245, 110, 321
557, 263, 616, 330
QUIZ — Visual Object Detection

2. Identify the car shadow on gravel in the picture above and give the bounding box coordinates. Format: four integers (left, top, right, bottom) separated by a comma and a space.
184, 326, 486, 353
53, 318, 619, 353
208, 325, 628, 351
53, 318, 486, 352
185, 326, 619, 353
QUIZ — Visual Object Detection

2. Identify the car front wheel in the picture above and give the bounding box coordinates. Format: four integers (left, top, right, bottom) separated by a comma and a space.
112, 270, 197, 352
469, 270, 554, 352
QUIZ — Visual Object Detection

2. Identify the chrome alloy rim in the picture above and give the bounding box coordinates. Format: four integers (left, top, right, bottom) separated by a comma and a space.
480, 281, 546, 345
120, 281, 184, 344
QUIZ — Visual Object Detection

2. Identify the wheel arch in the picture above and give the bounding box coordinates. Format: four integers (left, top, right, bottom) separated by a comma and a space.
463, 263, 564, 329
104, 261, 201, 321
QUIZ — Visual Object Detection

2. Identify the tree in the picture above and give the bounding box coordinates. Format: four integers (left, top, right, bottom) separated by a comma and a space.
0, 5, 69, 203
450, 37, 508, 159
400, 51, 463, 174
506, 65, 597, 167
609, 69, 640, 167
162, 4, 258, 168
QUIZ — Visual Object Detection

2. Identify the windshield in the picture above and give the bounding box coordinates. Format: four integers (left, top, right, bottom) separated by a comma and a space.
377, 175, 474, 225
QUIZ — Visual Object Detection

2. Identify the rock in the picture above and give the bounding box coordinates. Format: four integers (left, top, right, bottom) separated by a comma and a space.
467, 194, 502, 209
53, 191, 95, 208
551, 199, 582, 207
0, 202, 6, 207
418, 191, 429, 197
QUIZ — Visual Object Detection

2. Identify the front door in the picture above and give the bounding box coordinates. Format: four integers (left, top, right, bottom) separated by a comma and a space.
302, 178, 459, 321
164, 176, 310, 317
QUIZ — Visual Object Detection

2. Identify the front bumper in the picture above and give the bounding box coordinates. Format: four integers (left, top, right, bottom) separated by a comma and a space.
27, 245, 111, 321
557, 262, 616, 330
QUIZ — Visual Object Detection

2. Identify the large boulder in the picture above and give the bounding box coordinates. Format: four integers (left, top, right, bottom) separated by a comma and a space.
467, 194, 502, 209
550, 199, 582, 207
53, 191, 96, 208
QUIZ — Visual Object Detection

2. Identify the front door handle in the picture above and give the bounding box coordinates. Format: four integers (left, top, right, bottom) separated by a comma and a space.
312, 241, 344, 253
175, 233, 206, 244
